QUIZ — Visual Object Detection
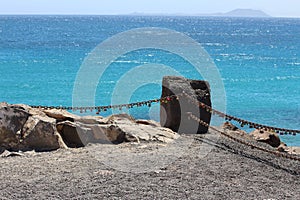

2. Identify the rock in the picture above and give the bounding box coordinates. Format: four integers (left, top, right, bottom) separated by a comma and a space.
221, 122, 251, 140
0, 103, 180, 152
43, 109, 108, 124
250, 129, 281, 148
56, 121, 126, 147
0, 103, 29, 150
107, 114, 179, 143
160, 76, 211, 134
42, 109, 79, 122
1, 150, 23, 157
277, 142, 288, 152
136, 119, 161, 127
0, 103, 67, 151
287, 147, 300, 155
21, 115, 67, 151
55, 114, 179, 147
222, 122, 239, 131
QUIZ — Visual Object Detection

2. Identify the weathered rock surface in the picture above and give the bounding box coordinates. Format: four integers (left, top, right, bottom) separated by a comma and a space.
110, 114, 180, 143
250, 129, 281, 148
160, 76, 211, 134
56, 120, 126, 147
0, 103, 179, 152
0, 103, 29, 150
0, 103, 67, 151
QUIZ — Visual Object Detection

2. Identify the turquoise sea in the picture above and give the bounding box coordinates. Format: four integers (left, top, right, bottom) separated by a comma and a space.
0, 15, 299, 146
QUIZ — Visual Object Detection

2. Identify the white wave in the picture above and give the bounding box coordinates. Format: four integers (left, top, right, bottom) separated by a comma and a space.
113, 60, 148, 64
203, 43, 226, 47
287, 62, 300, 66
223, 75, 300, 83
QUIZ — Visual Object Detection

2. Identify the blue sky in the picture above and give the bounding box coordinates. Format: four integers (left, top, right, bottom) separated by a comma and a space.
0, 0, 300, 17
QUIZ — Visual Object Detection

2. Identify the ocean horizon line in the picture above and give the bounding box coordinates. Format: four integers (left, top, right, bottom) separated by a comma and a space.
0, 13, 300, 19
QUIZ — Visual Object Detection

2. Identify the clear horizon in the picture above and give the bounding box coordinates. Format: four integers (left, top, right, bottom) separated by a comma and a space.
0, 0, 300, 18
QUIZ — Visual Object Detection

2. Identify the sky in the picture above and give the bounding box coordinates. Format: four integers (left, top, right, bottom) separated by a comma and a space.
0, 0, 300, 17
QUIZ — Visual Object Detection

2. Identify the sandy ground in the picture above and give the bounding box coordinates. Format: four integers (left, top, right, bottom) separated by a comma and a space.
0, 127, 300, 200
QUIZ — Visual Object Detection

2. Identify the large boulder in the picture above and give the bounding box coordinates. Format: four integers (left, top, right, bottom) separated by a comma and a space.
56, 121, 126, 147
160, 76, 211, 134
0, 103, 29, 150
56, 114, 179, 147
0, 103, 66, 151
21, 115, 67, 151
250, 129, 281, 148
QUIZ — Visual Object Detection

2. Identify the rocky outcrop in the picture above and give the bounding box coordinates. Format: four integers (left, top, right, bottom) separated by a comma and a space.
0, 103, 179, 152
222, 122, 300, 155
160, 76, 211, 134
250, 129, 281, 148
223, 122, 282, 148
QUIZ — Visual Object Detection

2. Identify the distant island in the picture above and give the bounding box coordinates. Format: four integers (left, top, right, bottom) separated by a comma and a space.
214, 9, 271, 18
128, 9, 271, 18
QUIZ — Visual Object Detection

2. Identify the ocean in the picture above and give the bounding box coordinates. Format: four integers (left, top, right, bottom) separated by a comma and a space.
0, 15, 299, 146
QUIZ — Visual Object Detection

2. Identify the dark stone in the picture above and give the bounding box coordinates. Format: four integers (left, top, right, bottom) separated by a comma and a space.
160, 76, 211, 134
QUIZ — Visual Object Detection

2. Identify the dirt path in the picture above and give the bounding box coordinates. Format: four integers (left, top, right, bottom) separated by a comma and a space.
0, 128, 299, 199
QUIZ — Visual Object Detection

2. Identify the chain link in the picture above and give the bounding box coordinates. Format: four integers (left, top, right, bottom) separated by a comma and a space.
30, 92, 299, 135
179, 92, 300, 135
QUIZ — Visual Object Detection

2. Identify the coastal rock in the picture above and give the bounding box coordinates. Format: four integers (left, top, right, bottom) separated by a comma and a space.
111, 114, 180, 143
0, 103, 179, 152
55, 114, 180, 146
56, 121, 126, 147
43, 109, 108, 124
0, 103, 29, 150
43, 109, 79, 121
277, 142, 288, 152
287, 147, 300, 155
222, 121, 239, 131
21, 115, 67, 151
0, 103, 67, 151
222, 122, 249, 138
250, 129, 281, 148
160, 76, 211, 134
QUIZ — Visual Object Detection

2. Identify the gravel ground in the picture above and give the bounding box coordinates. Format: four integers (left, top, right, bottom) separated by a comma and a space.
0, 127, 300, 200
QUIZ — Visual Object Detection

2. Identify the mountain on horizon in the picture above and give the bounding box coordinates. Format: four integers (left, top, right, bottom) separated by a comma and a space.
217, 9, 271, 18
128, 9, 271, 18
